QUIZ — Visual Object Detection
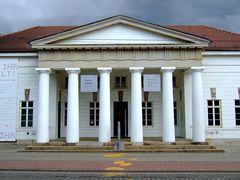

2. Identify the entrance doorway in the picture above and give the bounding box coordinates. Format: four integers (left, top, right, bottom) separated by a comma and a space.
114, 102, 128, 137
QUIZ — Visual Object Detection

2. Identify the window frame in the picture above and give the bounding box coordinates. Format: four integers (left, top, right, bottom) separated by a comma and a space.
142, 101, 153, 127
114, 76, 127, 89
235, 100, 240, 126
20, 101, 34, 128
89, 102, 99, 127
207, 99, 222, 127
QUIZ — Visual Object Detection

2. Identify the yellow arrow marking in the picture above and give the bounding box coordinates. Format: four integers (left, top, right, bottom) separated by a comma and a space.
128, 158, 138, 161
104, 153, 125, 158
104, 167, 125, 171
113, 160, 132, 167
103, 172, 125, 177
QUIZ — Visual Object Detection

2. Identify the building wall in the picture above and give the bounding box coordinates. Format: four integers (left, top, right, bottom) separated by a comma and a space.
16, 57, 38, 140
203, 54, 240, 138
16, 56, 59, 141
8, 52, 240, 141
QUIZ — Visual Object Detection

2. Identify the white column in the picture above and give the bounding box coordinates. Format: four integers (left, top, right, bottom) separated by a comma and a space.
129, 67, 144, 145
36, 68, 51, 143
184, 70, 193, 139
161, 67, 176, 143
191, 67, 205, 142
97, 67, 112, 143
65, 68, 80, 143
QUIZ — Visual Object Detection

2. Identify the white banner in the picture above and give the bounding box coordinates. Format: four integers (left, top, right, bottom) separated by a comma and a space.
0, 59, 18, 141
143, 74, 161, 92
80, 75, 98, 92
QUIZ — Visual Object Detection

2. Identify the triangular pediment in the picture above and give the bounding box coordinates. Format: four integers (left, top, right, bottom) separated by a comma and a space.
31, 16, 209, 49
53, 24, 186, 45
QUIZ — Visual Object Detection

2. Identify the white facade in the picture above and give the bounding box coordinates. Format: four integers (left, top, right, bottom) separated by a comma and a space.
0, 16, 240, 143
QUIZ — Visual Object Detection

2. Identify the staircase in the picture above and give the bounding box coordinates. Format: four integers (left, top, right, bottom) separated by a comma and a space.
24, 139, 224, 153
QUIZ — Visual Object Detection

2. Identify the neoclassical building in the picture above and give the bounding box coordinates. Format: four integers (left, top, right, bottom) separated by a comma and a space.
0, 16, 240, 144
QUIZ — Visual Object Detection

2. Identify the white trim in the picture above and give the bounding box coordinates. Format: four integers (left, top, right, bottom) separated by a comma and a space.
161, 67, 176, 70
35, 68, 51, 74
0, 53, 38, 57
32, 44, 208, 50
31, 16, 209, 47
65, 68, 81, 74
203, 51, 240, 56
191, 66, 204, 70
129, 67, 144, 72
97, 67, 112, 72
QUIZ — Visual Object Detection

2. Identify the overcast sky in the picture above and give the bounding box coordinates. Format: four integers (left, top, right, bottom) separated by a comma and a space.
0, 0, 240, 34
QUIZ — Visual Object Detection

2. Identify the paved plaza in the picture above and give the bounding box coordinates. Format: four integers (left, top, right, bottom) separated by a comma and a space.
0, 140, 240, 178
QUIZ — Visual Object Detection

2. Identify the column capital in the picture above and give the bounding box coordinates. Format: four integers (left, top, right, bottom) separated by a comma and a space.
184, 69, 191, 75
97, 67, 112, 73
35, 68, 51, 73
65, 68, 80, 74
191, 66, 204, 72
161, 67, 176, 72
129, 67, 144, 73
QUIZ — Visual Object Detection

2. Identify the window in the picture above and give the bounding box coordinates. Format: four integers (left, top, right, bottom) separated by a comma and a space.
115, 76, 127, 88
64, 102, 67, 126
235, 100, 240, 126
142, 102, 152, 126
174, 101, 177, 126
207, 100, 221, 127
90, 102, 99, 126
20, 101, 33, 127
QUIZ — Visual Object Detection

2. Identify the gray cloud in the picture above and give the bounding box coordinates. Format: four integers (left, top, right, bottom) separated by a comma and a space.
0, 0, 240, 34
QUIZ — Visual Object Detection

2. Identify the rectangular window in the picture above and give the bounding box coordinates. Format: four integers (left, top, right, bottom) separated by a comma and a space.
235, 100, 240, 126
90, 102, 99, 126
20, 101, 33, 127
207, 100, 221, 127
174, 101, 177, 126
142, 102, 152, 126
115, 76, 127, 88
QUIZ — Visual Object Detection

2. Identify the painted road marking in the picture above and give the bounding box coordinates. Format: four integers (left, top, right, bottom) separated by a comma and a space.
104, 153, 125, 158
113, 160, 132, 167
128, 157, 138, 161
103, 152, 138, 178
105, 167, 125, 171
103, 172, 125, 177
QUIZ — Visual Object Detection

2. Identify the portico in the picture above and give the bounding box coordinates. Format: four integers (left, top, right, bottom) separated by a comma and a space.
32, 16, 209, 145
35, 66, 205, 145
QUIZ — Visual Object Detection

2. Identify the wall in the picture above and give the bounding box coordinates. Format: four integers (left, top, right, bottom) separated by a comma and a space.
203, 54, 240, 138
16, 56, 38, 140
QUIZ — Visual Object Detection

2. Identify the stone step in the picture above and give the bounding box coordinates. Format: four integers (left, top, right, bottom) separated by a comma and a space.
25, 144, 223, 153
125, 145, 216, 150
23, 148, 224, 153
26, 145, 113, 151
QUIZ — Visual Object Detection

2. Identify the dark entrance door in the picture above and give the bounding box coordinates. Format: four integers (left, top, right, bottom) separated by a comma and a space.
114, 102, 128, 137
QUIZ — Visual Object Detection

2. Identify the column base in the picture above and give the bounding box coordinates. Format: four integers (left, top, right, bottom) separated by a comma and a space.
162, 142, 176, 145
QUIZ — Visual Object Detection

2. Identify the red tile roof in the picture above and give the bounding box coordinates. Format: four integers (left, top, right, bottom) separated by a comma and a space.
0, 26, 78, 52
0, 25, 240, 52
166, 25, 240, 51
